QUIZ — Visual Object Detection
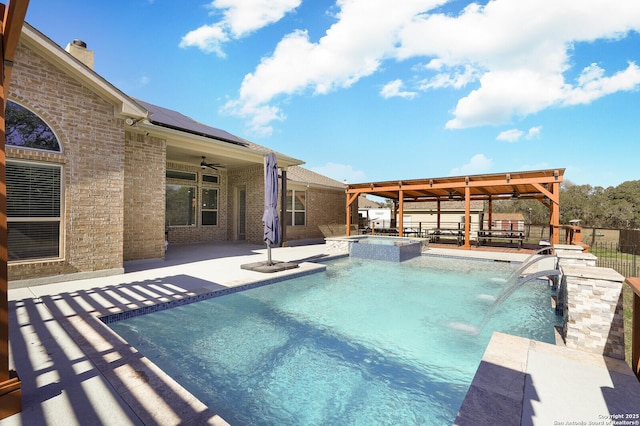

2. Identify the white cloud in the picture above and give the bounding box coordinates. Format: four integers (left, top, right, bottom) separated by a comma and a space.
222, 0, 441, 135
180, 24, 229, 56
497, 128, 524, 142
449, 154, 493, 176
418, 65, 479, 90
562, 62, 640, 105
219, 0, 640, 134
526, 125, 542, 139
497, 125, 542, 142
399, 1, 640, 129
180, 0, 301, 56
380, 79, 417, 99
220, 98, 285, 137
311, 162, 366, 183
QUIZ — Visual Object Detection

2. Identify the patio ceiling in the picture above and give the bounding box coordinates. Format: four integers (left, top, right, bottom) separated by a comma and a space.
347, 168, 565, 202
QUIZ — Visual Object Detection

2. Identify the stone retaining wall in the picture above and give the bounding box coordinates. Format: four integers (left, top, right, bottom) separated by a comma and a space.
560, 263, 625, 359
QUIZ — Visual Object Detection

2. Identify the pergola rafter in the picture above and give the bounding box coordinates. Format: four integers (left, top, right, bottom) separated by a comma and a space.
346, 168, 564, 250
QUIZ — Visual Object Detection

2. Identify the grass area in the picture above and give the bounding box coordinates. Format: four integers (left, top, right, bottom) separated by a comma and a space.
591, 246, 619, 258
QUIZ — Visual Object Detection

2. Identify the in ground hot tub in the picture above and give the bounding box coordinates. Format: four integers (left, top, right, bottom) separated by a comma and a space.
349, 236, 423, 262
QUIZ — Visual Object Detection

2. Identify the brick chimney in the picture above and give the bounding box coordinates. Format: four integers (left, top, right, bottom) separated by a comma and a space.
65, 39, 94, 70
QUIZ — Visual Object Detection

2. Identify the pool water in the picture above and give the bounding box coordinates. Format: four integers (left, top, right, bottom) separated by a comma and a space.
108, 255, 559, 425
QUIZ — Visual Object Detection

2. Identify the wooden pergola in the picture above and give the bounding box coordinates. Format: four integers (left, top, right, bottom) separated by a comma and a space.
346, 168, 564, 250
0, 0, 29, 418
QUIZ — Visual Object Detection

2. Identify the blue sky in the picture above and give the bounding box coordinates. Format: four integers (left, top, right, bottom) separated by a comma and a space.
25, 0, 640, 188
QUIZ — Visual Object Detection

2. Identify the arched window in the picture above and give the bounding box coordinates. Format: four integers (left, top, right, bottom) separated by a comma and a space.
6, 100, 61, 151
5, 101, 63, 261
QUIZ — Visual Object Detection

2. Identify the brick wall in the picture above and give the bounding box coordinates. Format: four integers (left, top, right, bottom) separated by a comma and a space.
165, 161, 230, 245
8, 42, 125, 281
124, 131, 166, 260
227, 165, 263, 244
285, 185, 346, 242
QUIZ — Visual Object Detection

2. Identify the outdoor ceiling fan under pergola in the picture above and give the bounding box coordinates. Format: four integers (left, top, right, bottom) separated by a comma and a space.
200, 156, 223, 170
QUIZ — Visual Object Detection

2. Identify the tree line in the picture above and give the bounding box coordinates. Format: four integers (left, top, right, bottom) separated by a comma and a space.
492, 180, 640, 229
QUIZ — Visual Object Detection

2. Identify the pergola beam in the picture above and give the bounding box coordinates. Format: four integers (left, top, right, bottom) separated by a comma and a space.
346, 168, 565, 249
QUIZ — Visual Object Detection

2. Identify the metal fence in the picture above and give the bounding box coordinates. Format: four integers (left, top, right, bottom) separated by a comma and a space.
590, 242, 639, 278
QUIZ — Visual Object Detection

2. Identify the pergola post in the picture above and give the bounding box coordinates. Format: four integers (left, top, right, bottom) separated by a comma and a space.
487, 196, 492, 231
464, 186, 471, 250
398, 188, 404, 237
0, 0, 29, 418
345, 192, 358, 236
550, 181, 561, 245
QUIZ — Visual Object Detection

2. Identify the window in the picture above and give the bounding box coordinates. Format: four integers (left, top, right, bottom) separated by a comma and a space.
7, 161, 62, 260
166, 170, 196, 226
201, 188, 218, 226
5, 102, 63, 261
202, 174, 218, 184
286, 190, 306, 226
6, 101, 61, 151
166, 170, 196, 181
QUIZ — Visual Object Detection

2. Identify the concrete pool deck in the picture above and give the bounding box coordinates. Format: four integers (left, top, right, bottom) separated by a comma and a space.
2, 242, 639, 425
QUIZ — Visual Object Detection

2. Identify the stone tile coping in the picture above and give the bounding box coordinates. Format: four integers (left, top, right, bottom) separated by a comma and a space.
560, 264, 625, 282
454, 332, 640, 426
556, 252, 597, 260
554, 244, 587, 252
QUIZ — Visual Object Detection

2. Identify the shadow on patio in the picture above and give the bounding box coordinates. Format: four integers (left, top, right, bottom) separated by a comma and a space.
7, 273, 232, 425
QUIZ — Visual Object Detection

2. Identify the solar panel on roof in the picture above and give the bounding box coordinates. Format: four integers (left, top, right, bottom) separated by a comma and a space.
135, 99, 247, 146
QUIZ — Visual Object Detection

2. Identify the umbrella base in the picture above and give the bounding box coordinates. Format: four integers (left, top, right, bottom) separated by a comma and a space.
240, 260, 299, 273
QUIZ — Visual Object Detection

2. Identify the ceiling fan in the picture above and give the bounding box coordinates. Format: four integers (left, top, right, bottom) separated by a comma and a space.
200, 156, 223, 170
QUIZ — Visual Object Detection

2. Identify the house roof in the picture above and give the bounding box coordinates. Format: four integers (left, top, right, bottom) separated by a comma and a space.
19, 23, 147, 119
287, 166, 346, 190
358, 195, 382, 209
135, 99, 247, 147
18, 22, 306, 171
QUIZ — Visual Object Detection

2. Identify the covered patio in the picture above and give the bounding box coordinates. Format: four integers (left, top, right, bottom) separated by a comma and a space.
345, 169, 564, 250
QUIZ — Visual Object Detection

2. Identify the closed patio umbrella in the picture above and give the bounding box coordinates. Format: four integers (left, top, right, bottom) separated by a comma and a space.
262, 152, 280, 265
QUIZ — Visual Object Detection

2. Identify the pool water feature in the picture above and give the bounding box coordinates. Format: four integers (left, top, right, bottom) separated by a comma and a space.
349, 236, 423, 261
107, 255, 558, 425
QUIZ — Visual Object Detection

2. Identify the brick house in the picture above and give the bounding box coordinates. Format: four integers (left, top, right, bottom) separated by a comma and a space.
7, 23, 345, 285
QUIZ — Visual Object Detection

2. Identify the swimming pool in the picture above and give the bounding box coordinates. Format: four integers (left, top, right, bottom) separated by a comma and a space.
108, 255, 558, 425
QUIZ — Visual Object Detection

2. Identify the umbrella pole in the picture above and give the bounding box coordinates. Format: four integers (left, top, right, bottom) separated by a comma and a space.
267, 241, 272, 265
